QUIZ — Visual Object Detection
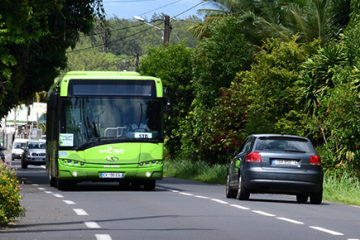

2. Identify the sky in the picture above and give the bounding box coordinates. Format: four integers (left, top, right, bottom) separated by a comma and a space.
102, 0, 208, 20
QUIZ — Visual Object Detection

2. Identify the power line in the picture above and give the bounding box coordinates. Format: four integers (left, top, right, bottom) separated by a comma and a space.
104, 0, 183, 20
171, 2, 204, 19
134, 0, 182, 18
69, 2, 205, 53
104, 0, 156, 2
68, 22, 164, 53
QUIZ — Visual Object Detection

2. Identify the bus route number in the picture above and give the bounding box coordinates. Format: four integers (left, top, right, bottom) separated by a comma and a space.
135, 133, 152, 139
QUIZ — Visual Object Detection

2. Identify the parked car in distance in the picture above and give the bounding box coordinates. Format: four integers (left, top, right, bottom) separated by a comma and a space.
21, 140, 46, 169
226, 134, 323, 204
11, 139, 28, 161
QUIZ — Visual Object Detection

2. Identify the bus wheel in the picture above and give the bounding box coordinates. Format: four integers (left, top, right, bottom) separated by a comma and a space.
49, 175, 56, 187
119, 180, 131, 190
143, 180, 156, 191
56, 178, 71, 191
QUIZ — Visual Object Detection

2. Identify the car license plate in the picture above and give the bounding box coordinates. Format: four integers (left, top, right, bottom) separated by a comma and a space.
272, 159, 298, 165
100, 173, 123, 178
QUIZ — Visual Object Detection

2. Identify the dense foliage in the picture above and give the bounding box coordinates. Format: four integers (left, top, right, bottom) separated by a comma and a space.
0, 0, 107, 118
139, 43, 194, 156
0, 162, 24, 225
179, 17, 253, 161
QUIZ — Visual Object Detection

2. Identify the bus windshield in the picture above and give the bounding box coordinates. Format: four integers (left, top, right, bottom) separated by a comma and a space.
59, 96, 164, 148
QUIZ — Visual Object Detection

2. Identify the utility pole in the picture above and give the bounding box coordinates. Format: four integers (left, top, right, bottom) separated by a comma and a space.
135, 53, 140, 71
163, 15, 170, 47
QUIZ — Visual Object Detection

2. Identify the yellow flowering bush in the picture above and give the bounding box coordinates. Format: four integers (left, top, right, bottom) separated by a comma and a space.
0, 162, 25, 225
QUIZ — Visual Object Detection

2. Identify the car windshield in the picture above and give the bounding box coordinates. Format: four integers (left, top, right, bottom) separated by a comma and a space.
14, 143, 26, 149
60, 96, 164, 148
28, 142, 45, 149
256, 137, 311, 152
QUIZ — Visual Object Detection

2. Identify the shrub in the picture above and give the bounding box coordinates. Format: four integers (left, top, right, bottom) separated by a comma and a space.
0, 162, 25, 225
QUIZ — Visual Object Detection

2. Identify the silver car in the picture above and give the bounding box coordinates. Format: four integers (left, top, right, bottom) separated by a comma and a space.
21, 140, 46, 169
226, 134, 323, 204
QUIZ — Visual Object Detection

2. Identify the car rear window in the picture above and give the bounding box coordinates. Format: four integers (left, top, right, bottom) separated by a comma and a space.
255, 137, 311, 152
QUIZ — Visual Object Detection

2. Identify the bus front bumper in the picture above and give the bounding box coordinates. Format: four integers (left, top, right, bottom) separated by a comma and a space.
57, 165, 163, 181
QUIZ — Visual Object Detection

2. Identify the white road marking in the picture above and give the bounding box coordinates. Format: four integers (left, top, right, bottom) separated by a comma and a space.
95, 234, 112, 240
84, 222, 101, 228
211, 198, 228, 204
32, 184, 39, 187
53, 194, 64, 198
156, 187, 165, 190
73, 209, 88, 216
44, 191, 53, 194
350, 205, 360, 209
252, 210, 276, 217
309, 226, 343, 235
179, 192, 193, 196
229, 204, 250, 210
38, 187, 45, 190
163, 186, 354, 238
276, 217, 304, 224
193, 195, 210, 199
63, 200, 76, 205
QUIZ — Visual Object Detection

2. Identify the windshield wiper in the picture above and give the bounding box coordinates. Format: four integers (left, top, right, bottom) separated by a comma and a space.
76, 137, 115, 151
284, 149, 306, 153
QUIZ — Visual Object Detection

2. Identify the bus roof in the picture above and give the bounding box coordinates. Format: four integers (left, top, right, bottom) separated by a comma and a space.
64, 71, 141, 77
58, 71, 163, 97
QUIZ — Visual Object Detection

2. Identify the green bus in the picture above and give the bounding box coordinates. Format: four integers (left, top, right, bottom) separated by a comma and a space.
46, 71, 170, 190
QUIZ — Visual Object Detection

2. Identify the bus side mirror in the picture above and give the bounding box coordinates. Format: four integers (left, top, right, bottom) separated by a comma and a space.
49, 92, 58, 110
163, 87, 169, 94
165, 97, 171, 112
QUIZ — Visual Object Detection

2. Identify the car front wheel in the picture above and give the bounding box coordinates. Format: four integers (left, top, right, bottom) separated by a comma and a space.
226, 174, 237, 198
237, 174, 250, 200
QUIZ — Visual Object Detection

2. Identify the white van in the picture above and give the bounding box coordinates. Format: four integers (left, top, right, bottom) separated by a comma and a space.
11, 139, 28, 161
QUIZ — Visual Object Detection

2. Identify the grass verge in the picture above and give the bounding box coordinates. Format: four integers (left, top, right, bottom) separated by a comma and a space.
164, 159, 360, 206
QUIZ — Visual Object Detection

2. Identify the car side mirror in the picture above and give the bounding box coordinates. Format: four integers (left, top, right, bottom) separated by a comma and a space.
226, 148, 237, 156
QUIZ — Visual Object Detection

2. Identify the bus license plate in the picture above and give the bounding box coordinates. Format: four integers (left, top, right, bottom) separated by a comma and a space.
100, 173, 123, 178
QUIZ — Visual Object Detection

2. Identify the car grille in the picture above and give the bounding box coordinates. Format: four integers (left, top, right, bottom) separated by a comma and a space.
32, 153, 46, 156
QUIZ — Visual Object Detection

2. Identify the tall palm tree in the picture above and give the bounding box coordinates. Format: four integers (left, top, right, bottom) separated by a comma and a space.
189, 0, 342, 46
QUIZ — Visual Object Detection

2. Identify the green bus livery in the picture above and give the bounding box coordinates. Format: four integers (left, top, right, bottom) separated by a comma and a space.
46, 71, 169, 190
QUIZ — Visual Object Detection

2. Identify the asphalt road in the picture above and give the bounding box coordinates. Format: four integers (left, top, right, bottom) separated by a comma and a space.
1, 152, 360, 240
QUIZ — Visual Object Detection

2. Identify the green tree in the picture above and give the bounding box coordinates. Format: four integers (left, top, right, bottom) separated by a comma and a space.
297, 24, 360, 173
0, 0, 107, 118
190, 0, 348, 46
180, 16, 252, 160
63, 37, 131, 74
243, 37, 319, 135
139, 43, 194, 157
